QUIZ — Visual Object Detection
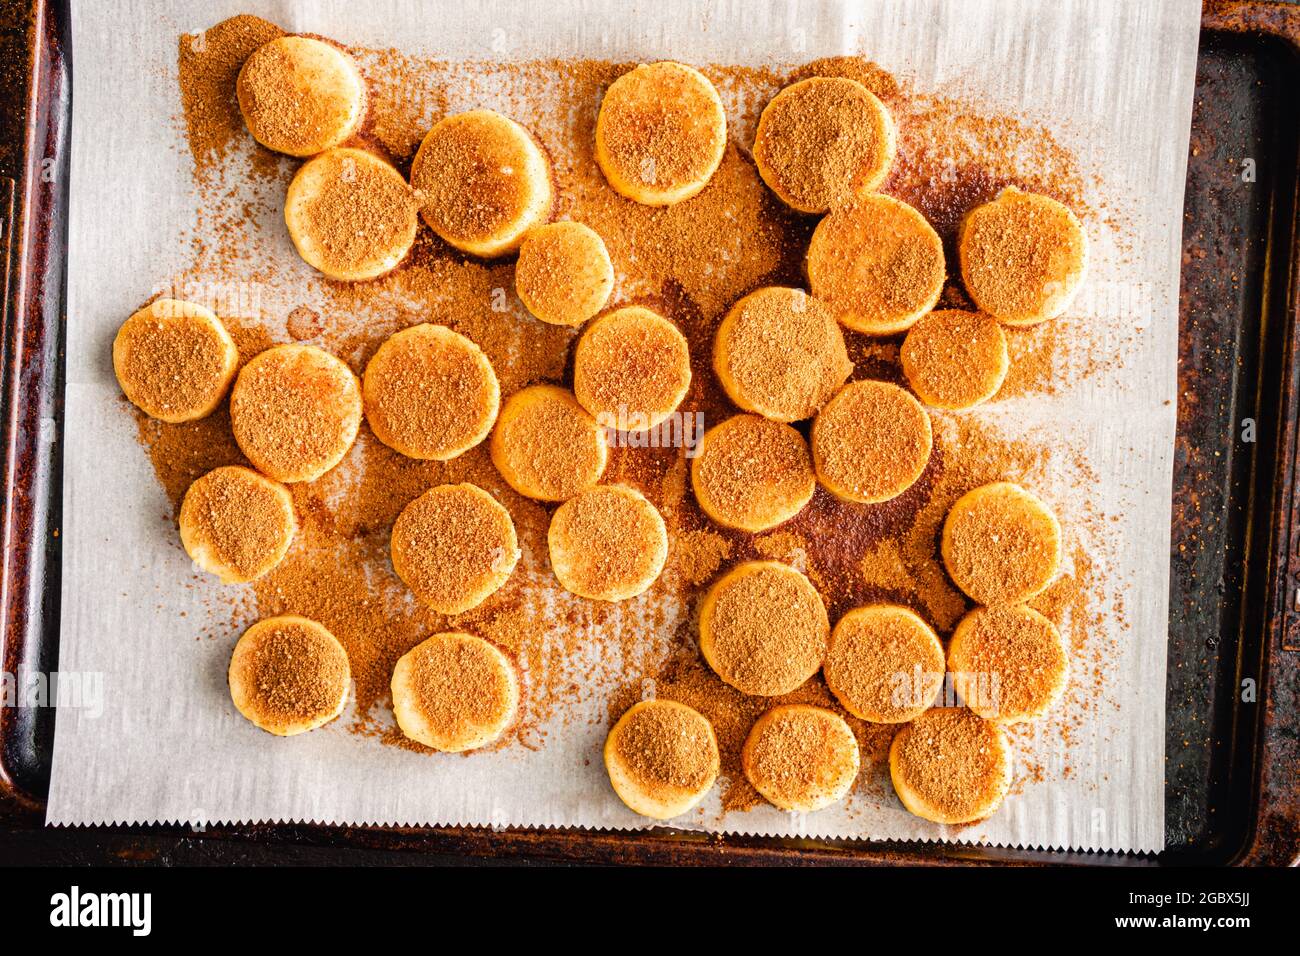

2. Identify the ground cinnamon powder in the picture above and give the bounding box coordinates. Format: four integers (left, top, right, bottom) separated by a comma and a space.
614, 701, 716, 796
702, 562, 829, 696
179, 465, 291, 580
889, 707, 1006, 821
232, 618, 349, 727
236, 38, 361, 156
293, 150, 417, 275
753, 76, 893, 212
149, 23, 1112, 797
178, 15, 284, 172
405, 635, 516, 743
114, 308, 234, 421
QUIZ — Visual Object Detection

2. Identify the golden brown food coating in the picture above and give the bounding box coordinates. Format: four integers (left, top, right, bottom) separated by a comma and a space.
889, 708, 1012, 824
515, 222, 615, 326
490, 385, 608, 501
236, 36, 366, 156
806, 194, 945, 334
179, 465, 296, 584
362, 324, 499, 461
958, 186, 1088, 326
390, 632, 519, 752
753, 76, 896, 213
228, 615, 350, 736
604, 699, 720, 819
410, 109, 553, 257
698, 561, 829, 696
713, 287, 852, 422
742, 704, 860, 812
948, 604, 1069, 723
389, 483, 520, 615
811, 381, 933, 504
900, 309, 1009, 410
229, 344, 363, 483
284, 147, 418, 282
941, 482, 1061, 606
112, 299, 238, 423
595, 61, 727, 206
690, 414, 816, 532
572, 306, 691, 429
548, 485, 668, 601
824, 605, 945, 723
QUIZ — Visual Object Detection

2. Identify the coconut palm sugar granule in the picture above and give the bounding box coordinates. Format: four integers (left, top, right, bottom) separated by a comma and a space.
144, 17, 1115, 788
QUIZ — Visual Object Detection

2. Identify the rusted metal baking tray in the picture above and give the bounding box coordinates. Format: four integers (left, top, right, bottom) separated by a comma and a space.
0, 0, 1296, 865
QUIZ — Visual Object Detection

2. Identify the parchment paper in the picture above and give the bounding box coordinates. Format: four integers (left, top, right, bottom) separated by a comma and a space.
48, 0, 1200, 852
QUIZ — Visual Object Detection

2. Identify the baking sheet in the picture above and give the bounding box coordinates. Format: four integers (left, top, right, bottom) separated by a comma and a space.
46, 0, 1199, 852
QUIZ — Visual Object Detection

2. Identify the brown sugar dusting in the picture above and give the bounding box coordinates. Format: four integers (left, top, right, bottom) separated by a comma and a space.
597, 62, 723, 193
890, 708, 1007, 821
178, 15, 284, 174
228, 346, 361, 481
235, 38, 359, 157
389, 484, 516, 612
147, 25, 1116, 805
743, 705, 859, 808
811, 381, 932, 503
179, 466, 290, 580
614, 701, 717, 796
232, 618, 349, 727
692, 414, 815, 529
702, 562, 828, 697
900, 309, 1008, 409
717, 288, 851, 421
404, 634, 516, 742
573, 308, 691, 421
549, 487, 663, 598
363, 325, 497, 460
951, 606, 1067, 720
293, 151, 417, 275
410, 112, 538, 243
114, 309, 234, 421
753, 76, 893, 212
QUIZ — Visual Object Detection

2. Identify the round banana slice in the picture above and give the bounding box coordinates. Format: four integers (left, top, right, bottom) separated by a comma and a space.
941, 481, 1061, 606
228, 615, 350, 736
391, 632, 519, 752
572, 306, 691, 429
690, 414, 815, 532
595, 61, 727, 206
362, 324, 499, 460
958, 186, 1088, 326
900, 309, 1008, 410
229, 344, 363, 484
179, 465, 296, 584
410, 109, 553, 257
284, 147, 418, 281
806, 194, 945, 335
811, 381, 933, 504
753, 76, 896, 213
889, 708, 1012, 824
948, 604, 1069, 724
490, 384, 608, 501
390, 483, 520, 615
604, 699, 720, 820
824, 604, 945, 723
113, 299, 238, 423
548, 485, 668, 601
515, 222, 614, 326
698, 560, 829, 697
236, 35, 366, 157
742, 705, 860, 812
713, 287, 851, 422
